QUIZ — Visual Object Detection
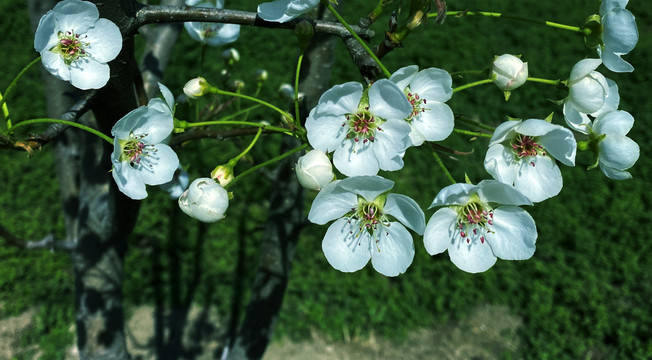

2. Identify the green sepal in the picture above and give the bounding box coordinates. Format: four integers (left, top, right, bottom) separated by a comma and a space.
577, 139, 590, 152
464, 173, 473, 185
503, 90, 511, 101
543, 112, 554, 123
173, 118, 187, 133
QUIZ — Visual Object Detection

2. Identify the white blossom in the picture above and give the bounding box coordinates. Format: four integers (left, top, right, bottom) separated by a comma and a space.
257, 0, 321, 23
591, 110, 640, 180
424, 180, 537, 273
34, 0, 122, 90
184, 0, 240, 46
308, 176, 425, 277
598, 0, 639, 73
179, 178, 229, 222
295, 149, 335, 191
389, 65, 455, 146
491, 54, 528, 91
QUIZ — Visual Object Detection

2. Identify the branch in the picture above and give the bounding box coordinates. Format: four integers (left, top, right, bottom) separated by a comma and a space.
132, 5, 374, 40
0, 223, 75, 251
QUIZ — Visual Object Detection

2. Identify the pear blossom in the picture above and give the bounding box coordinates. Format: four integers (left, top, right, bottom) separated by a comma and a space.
389, 65, 454, 146
210, 164, 235, 187
563, 58, 619, 134
491, 54, 528, 91
183, 77, 210, 99
590, 110, 640, 180
111, 83, 179, 200
184, 0, 240, 46
598, 0, 639, 73
295, 149, 335, 191
484, 119, 576, 203
424, 180, 537, 273
308, 176, 425, 277
34, 0, 122, 90
305, 80, 412, 176
179, 178, 229, 222
257, 0, 321, 23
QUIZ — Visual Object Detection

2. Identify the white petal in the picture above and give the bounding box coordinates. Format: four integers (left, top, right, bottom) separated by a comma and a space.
54, 0, 99, 34
563, 102, 592, 134
314, 82, 363, 116
133, 100, 174, 143
284, 0, 321, 18
410, 68, 453, 102
184, 22, 204, 43
602, 8, 638, 54
599, 165, 632, 180
321, 218, 372, 273
84, 18, 122, 63
598, 135, 639, 171
484, 144, 518, 187
599, 46, 634, 73
372, 120, 410, 171
112, 159, 147, 200
306, 111, 347, 153
593, 110, 634, 135
111, 106, 148, 138
513, 156, 562, 203
157, 83, 175, 111
338, 175, 394, 202
429, 183, 475, 208
308, 180, 357, 224
137, 144, 179, 186
448, 233, 497, 273
486, 206, 537, 260
601, 0, 629, 15
69, 58, 110, 89
257, 0, 295, 22
423, 207, 457, 255
568, 74, 607, 114
41, 51, 71, 81
384, 194, 425, 234
515, 118, 561, 137
34, 12, 58, 52
389, 65, 418, 90
371, 223, 415, 276
411, 102, 454, 142
369, 79, 412, 121
592, 78, 620, 117
206, 24, 240, 46
488, 120, 520, 147
536, 126, 577, 167
569, 58, 602, 81
475, 180, 533, 206
333, 140, 379, 177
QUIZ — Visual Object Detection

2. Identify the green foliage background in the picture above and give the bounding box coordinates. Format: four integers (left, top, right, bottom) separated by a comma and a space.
1, 0, 651, 359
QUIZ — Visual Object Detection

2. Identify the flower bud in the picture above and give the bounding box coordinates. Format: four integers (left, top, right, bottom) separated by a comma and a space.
256, 69, 268, 82
492, 54, 528, 91
210, 165, 234, 187
222, 48, 240, 65
228, 79, 245, 92
183, 77, 210, 99
179, 178, 229, 223
278, 83, 294, 100
567, 59, 608, 114
295, 150, 335, 191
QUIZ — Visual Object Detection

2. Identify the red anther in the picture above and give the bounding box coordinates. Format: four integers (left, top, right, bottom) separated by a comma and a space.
473, 229, 477, 235
488, 220, 493, 225
460, 231, 466, 237
466, 238, 470, 243
530, 161, 535, 167
480, 237, 485, 243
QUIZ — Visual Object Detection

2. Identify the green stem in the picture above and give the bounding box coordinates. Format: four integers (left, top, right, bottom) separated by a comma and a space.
527, 77, 564, 87
8, 118, 113, 145
324, 2, 391, 78
443, 11, 583, 33
294, 53, 304, 127
232, 127, 263, 164
449, 69, 488, 77
225, 143, 309, 189
0, 56, 41, 110
453, 128, 492, 138
178, 119, 294, 137
455, 115, 496, 132
432, 151, 456, 185
210, 87, 293, 122
452, 79, 493, 93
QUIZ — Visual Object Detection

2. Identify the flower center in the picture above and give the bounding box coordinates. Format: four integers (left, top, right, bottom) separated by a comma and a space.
406, 91, 427, 122
343, 108, 382, 144
456, 200, 494, 244
511, 134, 546, 167
346, 197, 390, 248
119, 134, 155, 167
52, 30, 89, 65
200, 23, 221, 39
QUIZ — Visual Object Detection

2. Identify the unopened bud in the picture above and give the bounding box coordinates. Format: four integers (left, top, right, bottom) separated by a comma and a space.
228, 79, 245, 92
183, 77, 210, 99
295, 150, 335, 191
492, 54, 528, 91
222, 48, 240, 65
210, 165, 235, 187
178, 178, 229, 223
256, 69, 268, 82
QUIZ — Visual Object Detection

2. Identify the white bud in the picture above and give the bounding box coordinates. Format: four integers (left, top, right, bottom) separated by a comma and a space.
278, 83, 294, 100
492, 54, 528, 91
222, 48, 240, 62
183, 77, 210, 99
178, 177, 229, 223
295, 150, 335, 191
256, 69, 268, 82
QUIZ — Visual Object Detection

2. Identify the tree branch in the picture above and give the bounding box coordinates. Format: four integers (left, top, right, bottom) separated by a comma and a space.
132, 5, 374, 40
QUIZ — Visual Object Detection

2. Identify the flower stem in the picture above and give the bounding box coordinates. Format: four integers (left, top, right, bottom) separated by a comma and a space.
0, 56, 41, 110
294, 53, 304, 127
178, 119, 294, 137
453, 128, 492, 138
325, 2, 391, 78
232, 127, 263, 164
442, 10, 583, 33
527, 77, 564, 88
449, 69, 488, 77
432, 150, 456, 185
7, 118, 113, 145
455, 115, 496, 132
210, 87, 294, 122
452, 79, 493, 93
225, 143, 309, 189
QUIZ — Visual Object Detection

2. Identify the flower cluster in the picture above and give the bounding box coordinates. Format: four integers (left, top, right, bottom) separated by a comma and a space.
34, 0, 122, 90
